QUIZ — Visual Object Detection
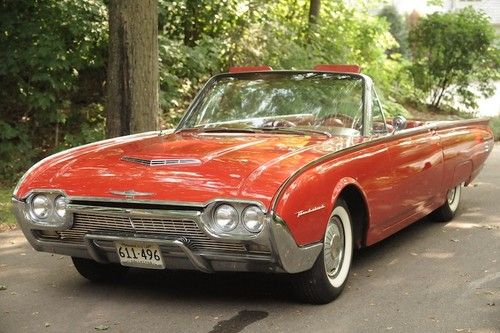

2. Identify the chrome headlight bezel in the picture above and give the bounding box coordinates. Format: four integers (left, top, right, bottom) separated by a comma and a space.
30, 194, 53, 219
212, 204, 239, 232
25, 190, 72, 230
242, 205, 265, 233
203, 200, 268, 238
54, 195, 68, 218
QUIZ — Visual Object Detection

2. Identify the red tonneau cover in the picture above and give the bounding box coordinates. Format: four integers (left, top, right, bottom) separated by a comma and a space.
229, 65, 273, 73
313, 64, 361, 73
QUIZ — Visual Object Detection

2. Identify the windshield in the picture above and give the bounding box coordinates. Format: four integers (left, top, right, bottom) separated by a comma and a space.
179, 72, 365, 136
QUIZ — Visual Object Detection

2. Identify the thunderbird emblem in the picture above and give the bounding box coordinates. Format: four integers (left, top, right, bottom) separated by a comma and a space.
109, 190, 155, 199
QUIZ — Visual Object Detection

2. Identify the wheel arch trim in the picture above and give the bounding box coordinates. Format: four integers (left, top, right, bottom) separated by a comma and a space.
329, 178, 371, 248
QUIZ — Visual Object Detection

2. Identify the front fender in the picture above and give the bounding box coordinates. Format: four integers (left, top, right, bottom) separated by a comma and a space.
272, 160, 370, 246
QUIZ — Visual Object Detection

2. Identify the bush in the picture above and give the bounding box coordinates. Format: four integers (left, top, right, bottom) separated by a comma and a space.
383, 100, 412, 119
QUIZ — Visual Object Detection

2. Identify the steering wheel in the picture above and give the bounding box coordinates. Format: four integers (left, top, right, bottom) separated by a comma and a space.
261, 119, 297, 128
318, 114, 354, 127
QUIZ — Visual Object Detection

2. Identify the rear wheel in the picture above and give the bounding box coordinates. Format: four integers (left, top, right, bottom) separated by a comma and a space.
430, 184, 462, 222
72, 257, 129, 282
292, 199, 354, 304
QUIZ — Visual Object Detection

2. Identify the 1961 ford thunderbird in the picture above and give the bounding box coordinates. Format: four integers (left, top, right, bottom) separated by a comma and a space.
12, 65, 494, 304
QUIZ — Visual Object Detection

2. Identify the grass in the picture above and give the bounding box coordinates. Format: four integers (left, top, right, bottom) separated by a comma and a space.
0, 187, 16, 230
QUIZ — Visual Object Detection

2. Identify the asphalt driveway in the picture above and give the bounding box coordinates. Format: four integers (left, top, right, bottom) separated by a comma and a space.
1, 144, 499, 333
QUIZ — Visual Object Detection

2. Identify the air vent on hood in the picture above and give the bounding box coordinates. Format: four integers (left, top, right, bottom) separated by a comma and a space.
122, 156, 201, 166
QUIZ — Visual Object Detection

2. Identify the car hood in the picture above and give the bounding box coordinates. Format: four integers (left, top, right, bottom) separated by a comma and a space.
15, 131, 360, 208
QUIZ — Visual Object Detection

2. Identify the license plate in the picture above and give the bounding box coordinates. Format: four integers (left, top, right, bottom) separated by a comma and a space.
115, 242, 165, 269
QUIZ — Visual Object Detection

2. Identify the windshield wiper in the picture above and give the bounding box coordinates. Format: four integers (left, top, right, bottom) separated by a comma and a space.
174, 126, 260, 134
177, 126, 332, 137
252, 127, 332, 138
198, 127, 262, 133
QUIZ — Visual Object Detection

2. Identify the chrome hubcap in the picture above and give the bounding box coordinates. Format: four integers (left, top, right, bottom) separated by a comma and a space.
324, 217, 345, 278
447, 187, 456, 205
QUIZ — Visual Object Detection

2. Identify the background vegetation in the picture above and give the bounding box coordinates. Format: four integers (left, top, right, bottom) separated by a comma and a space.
0, 0, 498, 187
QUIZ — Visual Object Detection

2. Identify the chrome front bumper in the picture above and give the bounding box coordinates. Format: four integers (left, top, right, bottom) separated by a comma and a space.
12, 198, 322, 274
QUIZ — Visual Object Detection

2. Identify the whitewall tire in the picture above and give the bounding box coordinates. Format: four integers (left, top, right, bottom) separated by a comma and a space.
430, 183, 462, 222
292, 198, 354, 304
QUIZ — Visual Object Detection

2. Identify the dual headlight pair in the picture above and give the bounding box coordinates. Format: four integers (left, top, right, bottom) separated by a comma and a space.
29, 193, 68, 221
27, 192, 265, 235
212, 204, 265, 234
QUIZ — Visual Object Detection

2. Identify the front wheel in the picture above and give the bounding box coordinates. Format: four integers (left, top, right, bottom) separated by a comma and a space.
292, 199, 354, 304
429, 183, 462, 222
72, 257, 129, 282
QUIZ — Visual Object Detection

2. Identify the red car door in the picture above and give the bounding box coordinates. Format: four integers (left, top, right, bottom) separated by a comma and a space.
385, 128, 444, 229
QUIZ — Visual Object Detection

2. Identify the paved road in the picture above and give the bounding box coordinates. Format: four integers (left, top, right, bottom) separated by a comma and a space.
1, 145, 499, 333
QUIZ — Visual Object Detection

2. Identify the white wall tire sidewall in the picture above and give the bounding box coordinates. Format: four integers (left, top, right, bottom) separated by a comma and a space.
325, 205, 353, 288
448, 184, 461, 213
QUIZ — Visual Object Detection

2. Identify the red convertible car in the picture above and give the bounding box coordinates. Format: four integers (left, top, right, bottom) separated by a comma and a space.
13, 65, 494, 304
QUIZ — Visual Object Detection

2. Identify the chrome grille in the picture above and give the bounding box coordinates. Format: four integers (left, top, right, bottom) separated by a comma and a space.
57, 212, 247, 253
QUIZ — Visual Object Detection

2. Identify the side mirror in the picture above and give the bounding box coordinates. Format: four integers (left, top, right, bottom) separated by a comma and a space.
392, 116, 407, 132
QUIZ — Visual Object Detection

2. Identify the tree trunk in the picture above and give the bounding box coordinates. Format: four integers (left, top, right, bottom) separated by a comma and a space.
106, 0, 159, 138
308, 0, 320, 25
183, 0, 200, 46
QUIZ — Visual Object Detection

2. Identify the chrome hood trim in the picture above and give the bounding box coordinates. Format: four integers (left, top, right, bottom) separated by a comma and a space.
122, 156, 202, 166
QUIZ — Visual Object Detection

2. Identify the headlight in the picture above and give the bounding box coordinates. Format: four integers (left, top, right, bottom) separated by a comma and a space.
242, 205, 265, 233
31, 194, 52, 219
213, 204, 239, 231
54, 196, 68, 218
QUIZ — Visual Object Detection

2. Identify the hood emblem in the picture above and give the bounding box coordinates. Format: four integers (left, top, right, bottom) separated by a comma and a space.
110, 190, 155, 199
122, 156, 201, 166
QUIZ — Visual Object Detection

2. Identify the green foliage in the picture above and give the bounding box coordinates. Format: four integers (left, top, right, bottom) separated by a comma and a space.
0, 122, 37, 186
378, 5, 409, 57
156, 0, 403, 127
0, 0, 108, 184
408, 7, 499, 110
8, 0, 496, 185
491, 116, 500, 141
0, 187, 16, 226
383, 100, 412, 119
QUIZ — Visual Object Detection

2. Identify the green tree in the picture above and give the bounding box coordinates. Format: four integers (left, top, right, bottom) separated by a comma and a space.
409, 7, 499, 109
378, 5, 409, 57
0, 0, 409, 184
0, 0, 107, 184
309, 0, 321, 25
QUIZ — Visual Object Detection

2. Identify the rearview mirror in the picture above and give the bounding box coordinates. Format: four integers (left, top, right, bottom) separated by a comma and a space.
392, 116, 407, 132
